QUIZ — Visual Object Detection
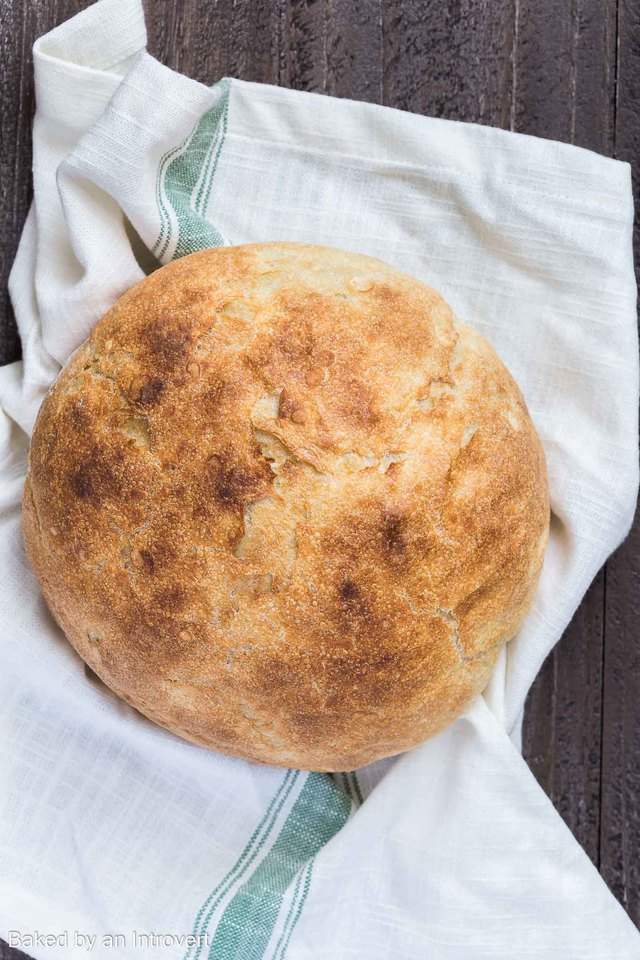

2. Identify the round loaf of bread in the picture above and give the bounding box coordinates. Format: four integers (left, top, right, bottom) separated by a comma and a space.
23, 243, 549, 771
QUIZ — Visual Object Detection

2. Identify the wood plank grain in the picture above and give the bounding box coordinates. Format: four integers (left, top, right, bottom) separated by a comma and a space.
0, 2, 35, 366
277, 0, 385, 101
602, 522, 640, 925
513, 0, 617, 150
325, 0, 383, 103
148, 0, 385, 101
0, 0, 108, 368
522, 573, 605, 867
0, 942, 30, 960
279, 0, 328, 93
512, 0, 577, 142
146, 0, 280, 86
515, 0, 618, 879
572, 0, 618, 152
600, 0, 640, 926
381, 0, 514, 126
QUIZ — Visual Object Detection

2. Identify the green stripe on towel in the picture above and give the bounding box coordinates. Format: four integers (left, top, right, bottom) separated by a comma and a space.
154, 78, 230, 261
185, 770, 299, 960
205, 773, 351, 960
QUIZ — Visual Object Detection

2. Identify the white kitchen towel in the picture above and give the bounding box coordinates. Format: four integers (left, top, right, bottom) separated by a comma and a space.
0, 0, 638, 958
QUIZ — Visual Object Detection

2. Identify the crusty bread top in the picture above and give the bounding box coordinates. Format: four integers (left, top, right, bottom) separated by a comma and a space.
24, 243, 549, 770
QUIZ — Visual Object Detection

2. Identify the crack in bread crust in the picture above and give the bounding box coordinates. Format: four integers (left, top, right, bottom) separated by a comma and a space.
23, 243, 549, 771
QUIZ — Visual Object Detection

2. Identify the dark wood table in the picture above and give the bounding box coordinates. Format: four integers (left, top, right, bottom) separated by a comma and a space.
1, 2, 639, 956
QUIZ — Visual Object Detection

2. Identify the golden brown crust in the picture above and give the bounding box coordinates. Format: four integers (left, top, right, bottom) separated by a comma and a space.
23, 243, 549, 770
